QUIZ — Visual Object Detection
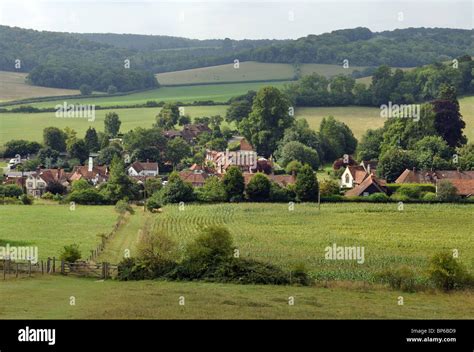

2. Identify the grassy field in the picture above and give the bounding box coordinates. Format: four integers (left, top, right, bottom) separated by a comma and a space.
0, 71, 79, 102
156, 61, 366, 86
4, 81, 290, 109
1, 276, 472, 319
1, 96, 473, 145
151, 203, 474, 282
0, 204, 118, 260
0, 105, 228, 145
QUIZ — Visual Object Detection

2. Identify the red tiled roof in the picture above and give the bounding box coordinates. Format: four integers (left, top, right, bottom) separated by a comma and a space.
179, 171, 209, 186
448, 179, 474, 197
345, 175, 386, 197
129, 161, 158, 172
396, 169, 474, 184
347, 165, 370, 184
243, 173, 296, 187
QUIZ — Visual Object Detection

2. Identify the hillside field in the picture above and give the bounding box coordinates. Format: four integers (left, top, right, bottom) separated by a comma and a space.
156, 61, 366, 86
0, 71, 79, 102
2, 81, 290, 109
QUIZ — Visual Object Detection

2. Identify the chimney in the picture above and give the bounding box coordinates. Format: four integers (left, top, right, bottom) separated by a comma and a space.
88, 157, 93, 172
367, 164, 371, 175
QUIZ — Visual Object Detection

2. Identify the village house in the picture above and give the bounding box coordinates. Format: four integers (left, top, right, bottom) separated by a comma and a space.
69, 159, 109, 186
340, 161, 377, 189
127, 161, 159, 177
25, 168, 70, 197
205, 138, 257, 174
178, 163, 213, 187
344, 174, 387, 197
395, 168, 474, 184
163, 123, 212, 145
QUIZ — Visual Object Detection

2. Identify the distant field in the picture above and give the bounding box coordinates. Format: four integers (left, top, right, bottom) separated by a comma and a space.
156, 61, 366, 86
4, 81, 290, 109
0, 71, 79, 102
1, 96, 473, 144
0, 105, 228, 144
0, 204, 118, 260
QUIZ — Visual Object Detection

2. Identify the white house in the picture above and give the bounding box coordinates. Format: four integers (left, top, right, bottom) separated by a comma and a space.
340, 161, 378, 188
127, 161, 159, 177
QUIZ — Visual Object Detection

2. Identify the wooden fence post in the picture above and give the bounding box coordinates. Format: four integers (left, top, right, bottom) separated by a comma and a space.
41, 260, 44, 275
3, 260, 5, 280
47, 257, 51, 274
28, 260, 31, 277
61, 260, 65, 275
16, 262, 19, 278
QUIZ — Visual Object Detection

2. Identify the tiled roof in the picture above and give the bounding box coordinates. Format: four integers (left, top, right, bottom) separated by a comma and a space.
345, 175, 386, 197
395, 169, 474, 184
448, 179, 474, 196
129, 161, 158, 172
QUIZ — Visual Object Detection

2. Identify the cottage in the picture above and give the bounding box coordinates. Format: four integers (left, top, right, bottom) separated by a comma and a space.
127, 161, 159, 177
395, 169, 474, 184
25, 168, 70, 197
69, 162, 108, 186
340, 161, 377, 188
344, 175, 387, 197
163, 123, 212, 145
178, 164, 211, 187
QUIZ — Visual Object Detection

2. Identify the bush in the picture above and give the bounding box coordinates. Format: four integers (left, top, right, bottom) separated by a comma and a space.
377, 266, 417, 292
59, 244, 81, 262
115, 200, 134, 214
246, 173, 271, 201
0, 184, 23, 198
428, 251, 472, 291
436, 180, 459, 202
319, 179, 340, 196
159, 172, 195, 204
20, 194, 33, 205
41, 192, 55, 200
146, 192, 162, 211
68, 188, 105, 205
196, 176, 227, 203
422, 192, 438, 202
290, 263, 312, 286
389, 193, 410, 202
368, 193, 389, 202
0, 197, 22, 204
269, 182, 292, 202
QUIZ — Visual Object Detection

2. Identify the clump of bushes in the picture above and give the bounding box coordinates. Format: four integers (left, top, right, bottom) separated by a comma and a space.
377, 266, 417, 292
368, 192, 389, 202
146, 192, 162, 212
118, 225, 311, 286
428, 251, 472, 291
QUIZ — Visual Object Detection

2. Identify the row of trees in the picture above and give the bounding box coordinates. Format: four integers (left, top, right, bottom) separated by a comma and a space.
284, 57, 474, 108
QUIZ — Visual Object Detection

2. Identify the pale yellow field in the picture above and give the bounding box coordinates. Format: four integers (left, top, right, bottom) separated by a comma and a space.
0, 71, 79, 102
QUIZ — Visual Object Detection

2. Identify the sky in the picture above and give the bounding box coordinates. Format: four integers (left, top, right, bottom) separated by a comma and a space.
0, 0, 472, 40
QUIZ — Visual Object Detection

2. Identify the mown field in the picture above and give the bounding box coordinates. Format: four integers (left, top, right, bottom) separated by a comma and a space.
3, 81, 289, 109
156, 61, 366, 86
151, 203, 474, 282
2, 96, 473, 144
0, 204, 118, 260
1, 276, 473, 319
0, 71, 79, 102
0, 106, 229, 145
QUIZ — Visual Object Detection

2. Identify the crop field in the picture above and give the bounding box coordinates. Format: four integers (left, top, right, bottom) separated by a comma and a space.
0, 71, 79, 102
0, 204, 118, 260
151, 203, 474, 282
1, 276, 473, 319
3, 81, 290, 109
0, 105, 229, 145
156, 61, 366, 86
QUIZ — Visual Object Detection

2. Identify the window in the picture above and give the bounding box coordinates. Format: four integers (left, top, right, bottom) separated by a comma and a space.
27, 182, 33, 187
38, 182, 45, 188
345, 174, 350, 184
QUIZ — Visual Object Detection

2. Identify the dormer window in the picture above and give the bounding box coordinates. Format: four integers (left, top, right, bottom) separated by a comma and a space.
345, 174, 350, 184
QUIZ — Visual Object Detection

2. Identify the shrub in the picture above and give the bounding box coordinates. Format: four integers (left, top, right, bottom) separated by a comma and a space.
422, 192, 438, 202
196, 176, 227, 202
436, 180, 459, 202
285, 160, 303, 175
59, 244, 81, 262
20, 194, 33, 205
368, 192, 389, 202
115, 199, 134, 214
41, 192, 54, 200
319, 179, 340, 196
159, 172, 195, 204
246, 173, 271, 201
117, 258, 152, 281
428, 251, 472, 291
68, 188, 105, 205
290, 263, 312, 286
0, 197, 21, 204
0, 184, 23, 198
146, 192, 162, 211
269, 182, 292, 202
377, 266, 417, 292
390, 193, 410, 202
295, 164, 319, 202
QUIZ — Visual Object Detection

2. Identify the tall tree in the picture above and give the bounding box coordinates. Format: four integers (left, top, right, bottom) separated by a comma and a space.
432, 84, 466, 148
222, 166, 245, 201
43, 127, 67, 152
84, 127, 100, 153
239, 86, 293, 157
295, 164, 319, 202
155, 103, 180, 129
104, 112, 121, 137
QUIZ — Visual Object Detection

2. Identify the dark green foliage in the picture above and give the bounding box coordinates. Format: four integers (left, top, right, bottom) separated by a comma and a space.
79, 84, 92, 96
0, 184, 23, 198
115, 200, 134, 214
196, 177, 227, 202
436, 180, 459, 202
68, 188, 105, 204
428, 252, 472, 291
245, 173, 271, 202
59, 244, 81, 263
377, 266, 417, 292
295, 164, 319, 202
4, 140, 42, 157
104, 112, 121, 138
222, 166, 245, 201
84, 127, 100, 153
159, 172, 195, 204
319, 116, 357, 162
45, 181, 66, 195
377, 148, 418, 183
43, 127, 67, 152
279, 141, 320, 170
146, 192, 162, 211
367, 193, 389, 202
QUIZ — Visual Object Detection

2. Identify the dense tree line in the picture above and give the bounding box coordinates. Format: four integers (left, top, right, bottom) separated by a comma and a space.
1, 25, 472, 91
